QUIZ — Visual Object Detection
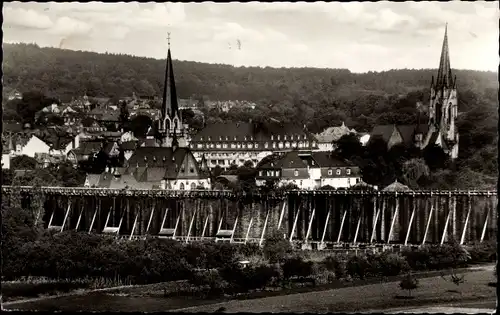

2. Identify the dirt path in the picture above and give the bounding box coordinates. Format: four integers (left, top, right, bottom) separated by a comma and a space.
172, 269, 496, 313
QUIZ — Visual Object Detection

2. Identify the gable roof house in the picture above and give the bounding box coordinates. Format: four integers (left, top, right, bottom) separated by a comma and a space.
95, 146, 211, 190
314, 122, 357, 152
20, 135, 51, 158
256, 151, 361, 190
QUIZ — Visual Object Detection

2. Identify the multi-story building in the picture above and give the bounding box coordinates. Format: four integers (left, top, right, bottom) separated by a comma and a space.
255, 151, 361, 190
190, 122, 319, 171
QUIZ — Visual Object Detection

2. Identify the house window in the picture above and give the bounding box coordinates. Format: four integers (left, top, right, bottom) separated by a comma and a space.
276, 170, 281, 177
190, 168, 194, 173
190, 182, 196, 190
294, 169, 299, 177
223, 143, 228, 148
346, 168, 351, 175
259, 170, 263, 176
277, 135, 280, 140
248, 143, 253, 149
231, 143, 236, 149
208, 136, 211, 141
336, 169, 341, 175
264, 142, 268, 148
272, 142, 276, 148
179, 182, 185, 190
285, 142, 290, 148
197, 144, 203, 149
328, 169, 333, 175
200, 137, 203, 141
271, 135, 274, 140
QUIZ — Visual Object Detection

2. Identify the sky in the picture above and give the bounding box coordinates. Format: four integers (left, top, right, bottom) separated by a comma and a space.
3, 1, 499, 73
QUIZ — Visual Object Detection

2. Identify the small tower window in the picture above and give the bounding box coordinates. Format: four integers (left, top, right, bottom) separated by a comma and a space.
336, 169, 341, 175
328, 169, 333, 175
346, 168, 351, 175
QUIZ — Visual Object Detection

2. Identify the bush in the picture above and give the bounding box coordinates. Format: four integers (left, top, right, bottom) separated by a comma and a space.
282, 256, 314, 280
238, 243, 262, 258
399, 273, 419, 297
263, 229, 292, 263
246, 264, 278, 291
401, 246, 432, 271
322, 255, 346, 280
375, 252, 410, 278
346, 254, 371, 280
189, 269, 226, 295
467, 241, 497, 263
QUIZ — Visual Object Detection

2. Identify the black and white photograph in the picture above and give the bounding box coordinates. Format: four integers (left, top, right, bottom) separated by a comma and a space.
1, 1, 497, 313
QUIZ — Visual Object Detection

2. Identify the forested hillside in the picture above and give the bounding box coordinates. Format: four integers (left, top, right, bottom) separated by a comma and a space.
2, 43, 498, 189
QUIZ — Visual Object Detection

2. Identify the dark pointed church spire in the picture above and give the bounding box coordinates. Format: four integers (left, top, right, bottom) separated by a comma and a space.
162, 32, 179, 120
435, 23, 453, 89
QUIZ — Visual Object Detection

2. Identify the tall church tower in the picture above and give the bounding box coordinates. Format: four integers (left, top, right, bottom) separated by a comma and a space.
426, 24, 459, 159
156, 33, 188, 148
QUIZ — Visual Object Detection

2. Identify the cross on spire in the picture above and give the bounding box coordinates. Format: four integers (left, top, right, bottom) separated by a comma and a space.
167, 32, 171, 49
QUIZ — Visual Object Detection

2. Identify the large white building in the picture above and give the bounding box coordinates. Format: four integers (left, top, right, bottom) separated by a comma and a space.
256, 151, 361, 190
190, 122, 319, 171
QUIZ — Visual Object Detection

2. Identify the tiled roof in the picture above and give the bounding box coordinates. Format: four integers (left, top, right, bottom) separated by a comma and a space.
107, 174, 154, 189
192, 122, 315, 142
311, 152, 353, 168
396, 125, 417, 146
371, 125, 396, 143
127, 147, 188, 180
382, 180, 412, 192
261, 151, 308, 169
315, 123, 356, 143
78, 141, 103, 155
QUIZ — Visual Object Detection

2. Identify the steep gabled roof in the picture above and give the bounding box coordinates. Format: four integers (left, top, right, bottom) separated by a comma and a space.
370, 125, 396, 143
395, 125, 417, 146
126, 147, 195, 180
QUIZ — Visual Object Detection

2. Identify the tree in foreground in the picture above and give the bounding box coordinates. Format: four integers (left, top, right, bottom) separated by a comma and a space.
399, 272, 419, 298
